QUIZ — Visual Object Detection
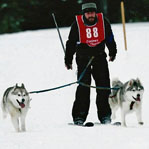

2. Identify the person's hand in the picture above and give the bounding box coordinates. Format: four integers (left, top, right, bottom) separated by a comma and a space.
109, 56, 116, 62
65, 64, 72, 70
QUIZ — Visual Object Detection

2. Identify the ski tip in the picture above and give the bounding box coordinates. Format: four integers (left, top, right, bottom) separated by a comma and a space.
84, 122, 94, 127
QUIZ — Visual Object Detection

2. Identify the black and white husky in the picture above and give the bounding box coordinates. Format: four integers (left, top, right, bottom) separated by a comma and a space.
1, 84, 31, 132
109, 78, 144, 127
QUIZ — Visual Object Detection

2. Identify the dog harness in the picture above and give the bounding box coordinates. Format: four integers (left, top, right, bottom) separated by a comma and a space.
76, 13, 105, 47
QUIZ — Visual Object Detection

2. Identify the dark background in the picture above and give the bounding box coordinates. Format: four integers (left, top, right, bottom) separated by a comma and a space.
0, 0, 148, 34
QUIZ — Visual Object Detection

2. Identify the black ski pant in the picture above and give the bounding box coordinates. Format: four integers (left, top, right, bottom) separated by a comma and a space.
72, 55, 111, 122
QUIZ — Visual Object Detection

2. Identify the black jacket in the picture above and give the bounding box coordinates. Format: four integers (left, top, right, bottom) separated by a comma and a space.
65, 15, 117, 65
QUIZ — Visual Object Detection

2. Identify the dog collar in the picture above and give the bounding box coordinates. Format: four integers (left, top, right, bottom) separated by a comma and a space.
19, 108, 22, 113
130, 101, 135, 110
109, 94, 116, 98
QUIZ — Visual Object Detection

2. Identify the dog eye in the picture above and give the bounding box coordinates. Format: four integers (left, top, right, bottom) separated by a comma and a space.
18, 94, 21, 96
138, 88, 142, 91
132, 89, 135, 92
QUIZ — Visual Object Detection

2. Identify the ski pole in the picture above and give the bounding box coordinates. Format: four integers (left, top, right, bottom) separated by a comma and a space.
52, 13, 66, 54
52, 14, 94, 82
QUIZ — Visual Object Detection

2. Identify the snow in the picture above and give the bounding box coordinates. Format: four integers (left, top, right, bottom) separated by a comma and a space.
0, 22, 149, 149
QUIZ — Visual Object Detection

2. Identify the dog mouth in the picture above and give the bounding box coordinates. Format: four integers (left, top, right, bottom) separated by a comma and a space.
132, 96, 140, 102
16, 100, 25, 108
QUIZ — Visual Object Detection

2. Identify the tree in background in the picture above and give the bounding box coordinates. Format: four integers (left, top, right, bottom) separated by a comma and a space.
108, 0, 149, 23
125, 0, 149, 22
0, 0, 148, 34
0, 0, 24, 33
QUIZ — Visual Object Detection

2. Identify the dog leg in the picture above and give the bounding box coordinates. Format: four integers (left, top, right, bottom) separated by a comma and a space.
121, 111, 127, 127
20, 115, 26, 132
11, 116, 20, 132
111, 106, 118, 120
109, 99, 119, 120
111, 110, 116, 119
136, 107, 144, 125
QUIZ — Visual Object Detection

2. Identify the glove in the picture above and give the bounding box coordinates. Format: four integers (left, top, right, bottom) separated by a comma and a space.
65, 56, 73, 70
65, 63, 72, 70
109, 56, 116, 62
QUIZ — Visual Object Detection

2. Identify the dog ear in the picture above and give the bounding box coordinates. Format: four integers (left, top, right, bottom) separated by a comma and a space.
12, 84, 18, 93
136, 78, 144, 89
21, 83, 25, 88
129, 79, 134, 86
15, 83, 18, 88
136, 78, 141, 84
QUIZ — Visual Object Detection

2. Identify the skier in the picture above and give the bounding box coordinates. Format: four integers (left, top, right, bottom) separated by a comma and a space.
65, 1, 117, 125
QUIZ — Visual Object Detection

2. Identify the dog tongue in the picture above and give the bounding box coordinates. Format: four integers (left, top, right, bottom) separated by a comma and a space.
20, 103, 25, 108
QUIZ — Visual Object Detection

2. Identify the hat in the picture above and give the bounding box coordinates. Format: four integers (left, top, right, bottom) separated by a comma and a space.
82, 2, 97, 13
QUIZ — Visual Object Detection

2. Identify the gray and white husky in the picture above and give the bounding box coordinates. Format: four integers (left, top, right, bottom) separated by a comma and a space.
1, 84, 31, 132
109, 78, 144, 127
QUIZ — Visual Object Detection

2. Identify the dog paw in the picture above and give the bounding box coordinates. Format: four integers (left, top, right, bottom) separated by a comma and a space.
121, 123, 127, 127
139, 122, 144, 125
21, 128, 26, 132
121, 125, 127, 127
15, 129, 21, 132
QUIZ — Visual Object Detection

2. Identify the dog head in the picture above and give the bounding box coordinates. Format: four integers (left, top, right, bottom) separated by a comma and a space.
9, 83, 30, 109
125, 78, 144, 102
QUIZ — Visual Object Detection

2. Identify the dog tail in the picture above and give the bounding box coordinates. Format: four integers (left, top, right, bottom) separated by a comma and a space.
112, 78, 123, 88
1, 99, 7, 119
1, 87, 14, 119
110, 78, 123, 98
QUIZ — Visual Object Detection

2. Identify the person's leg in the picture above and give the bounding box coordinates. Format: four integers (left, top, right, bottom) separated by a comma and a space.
92, 56, 111, 124
72, 56, 92, 124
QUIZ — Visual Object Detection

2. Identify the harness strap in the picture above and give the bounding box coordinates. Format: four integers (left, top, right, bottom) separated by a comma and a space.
79, 82, 120, 91
78, 56, 94, 82
29, 81, 77, 94
29, 56, 119, 94
29, 57, 94, 94
109, 94, 117, 98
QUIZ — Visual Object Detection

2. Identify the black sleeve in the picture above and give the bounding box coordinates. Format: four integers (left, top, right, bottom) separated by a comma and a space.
104, 18, 117, 57
65, 21, 79, 65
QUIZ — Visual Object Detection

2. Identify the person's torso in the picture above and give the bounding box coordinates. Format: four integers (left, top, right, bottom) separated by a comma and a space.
76, 13, 105, 47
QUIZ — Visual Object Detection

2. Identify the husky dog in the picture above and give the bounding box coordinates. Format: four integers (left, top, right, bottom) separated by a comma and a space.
1, 84, 31, 132
109, 78, 144, 127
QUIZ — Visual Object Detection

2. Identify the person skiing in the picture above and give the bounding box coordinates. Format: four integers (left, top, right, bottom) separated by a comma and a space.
65, 1, 117, 125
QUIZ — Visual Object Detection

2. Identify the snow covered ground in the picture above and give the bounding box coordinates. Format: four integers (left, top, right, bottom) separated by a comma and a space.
0, 22, 149, 149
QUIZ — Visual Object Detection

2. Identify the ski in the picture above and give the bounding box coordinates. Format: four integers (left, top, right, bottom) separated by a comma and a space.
68, 122, 121, 127
68, 122, 94, 127
84, 122, 94, 127
94, 122, 121, 126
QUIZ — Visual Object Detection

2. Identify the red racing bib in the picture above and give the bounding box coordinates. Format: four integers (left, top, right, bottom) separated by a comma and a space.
76, 13, 105, 47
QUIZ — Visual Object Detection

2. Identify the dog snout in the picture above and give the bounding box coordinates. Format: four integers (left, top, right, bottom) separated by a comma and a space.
22, 99, 25, 103
137, 94, 140, 97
